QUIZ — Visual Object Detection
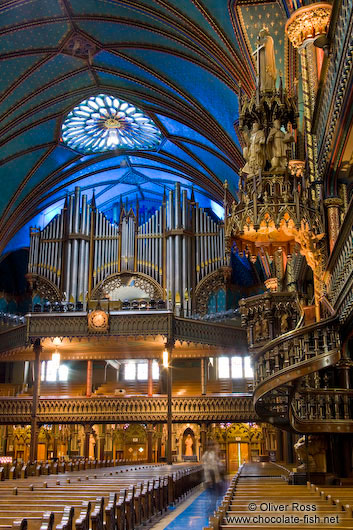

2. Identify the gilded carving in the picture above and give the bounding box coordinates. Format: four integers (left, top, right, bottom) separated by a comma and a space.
88, 310, 109, 333
92, 272, 163, 301
285, 4, 332, 49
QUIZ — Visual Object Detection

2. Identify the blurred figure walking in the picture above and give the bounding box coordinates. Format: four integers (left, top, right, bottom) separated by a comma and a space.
202, 442, 221, 486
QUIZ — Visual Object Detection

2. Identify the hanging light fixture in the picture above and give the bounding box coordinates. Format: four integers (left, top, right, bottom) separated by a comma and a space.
52, 349, 61, 368
162, 349, 169, 368
53, 337, 61, 346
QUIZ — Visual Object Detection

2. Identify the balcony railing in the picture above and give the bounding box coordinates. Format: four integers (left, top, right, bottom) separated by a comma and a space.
326, 197, 353, 324
19, 311, 247, 350
0, 394, 257, 424
291, 389, 353, 433
252, 315, 341, 429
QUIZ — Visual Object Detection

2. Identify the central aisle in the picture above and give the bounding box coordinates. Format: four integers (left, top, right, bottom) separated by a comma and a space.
162, 479, 230, 529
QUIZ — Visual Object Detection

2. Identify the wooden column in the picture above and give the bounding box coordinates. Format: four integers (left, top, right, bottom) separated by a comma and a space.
30, 339, 41, 462
99, 425, 106, 461
157, 425, 162, 462
337, 358, 351, 389
166, 347, 173, 465
53, 425, 58, 459
147, 424, 154, 463
324, 197, 342, 253
84, 425, 91, 459
201, 358, 207, 395
23, 361, 30, 386
200, 423, 207, 455
276, 429, 283, 461
147, 359, 153, 397
86, 360, 93, 397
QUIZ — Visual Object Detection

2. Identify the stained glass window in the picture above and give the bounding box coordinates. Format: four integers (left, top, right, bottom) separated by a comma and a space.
62, 94, 162, 154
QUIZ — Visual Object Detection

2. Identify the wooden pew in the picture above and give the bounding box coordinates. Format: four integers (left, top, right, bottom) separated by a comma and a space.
203, 464, 353, 530
0, 463, 202, 530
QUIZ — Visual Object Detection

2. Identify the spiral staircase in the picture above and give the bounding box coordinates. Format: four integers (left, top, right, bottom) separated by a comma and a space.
239, 292, 353, 434
251, 312, 349, 433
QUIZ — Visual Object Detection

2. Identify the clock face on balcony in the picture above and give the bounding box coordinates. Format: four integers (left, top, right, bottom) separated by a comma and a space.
88, 310, 109, 333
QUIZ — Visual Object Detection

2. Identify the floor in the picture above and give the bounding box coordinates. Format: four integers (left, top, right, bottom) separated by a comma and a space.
152, 478, 230, 530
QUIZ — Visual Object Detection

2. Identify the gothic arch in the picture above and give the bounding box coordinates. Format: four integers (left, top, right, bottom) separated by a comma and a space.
92, 272, 164, 301
30, 274, 63, 303
194, 269, 227, 316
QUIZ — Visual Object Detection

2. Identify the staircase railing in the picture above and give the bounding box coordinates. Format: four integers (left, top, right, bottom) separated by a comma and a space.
252, 315, 342, 430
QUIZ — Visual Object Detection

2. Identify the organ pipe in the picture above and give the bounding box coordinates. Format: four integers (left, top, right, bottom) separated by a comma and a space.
28, 183, 226, 315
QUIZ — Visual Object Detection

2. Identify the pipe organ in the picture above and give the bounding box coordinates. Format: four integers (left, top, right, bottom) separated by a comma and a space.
28, 184, 226, 315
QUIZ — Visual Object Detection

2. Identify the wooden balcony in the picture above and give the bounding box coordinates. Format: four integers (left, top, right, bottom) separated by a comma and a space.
0, 394, 257, 424
0, 311, 247, 357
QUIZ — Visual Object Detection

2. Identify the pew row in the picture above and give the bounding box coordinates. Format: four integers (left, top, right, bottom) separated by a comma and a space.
0, 459, 150, 482
203, 464, 353, 529
0, 463, 202, 530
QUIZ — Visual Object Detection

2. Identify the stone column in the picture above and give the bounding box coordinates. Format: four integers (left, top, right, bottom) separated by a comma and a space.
30, 339, 41, 462
86, 360, 93, 397
147, 359, 153, 397
201, 358, 207, 395
84, 424, 91, 459
324, 197, 342, 253
147, 424, 154, 463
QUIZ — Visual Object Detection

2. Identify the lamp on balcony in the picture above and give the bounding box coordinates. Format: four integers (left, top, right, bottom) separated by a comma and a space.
162, 349, 169, 368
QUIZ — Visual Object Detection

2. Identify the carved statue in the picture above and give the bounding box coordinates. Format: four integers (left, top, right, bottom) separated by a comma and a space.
257, 28, 277, 92
267, 120, 289, 172
226, 201, 237, 238
261, 318, 268, 338
294, 435, 327, 472
242, 123, 266, 177
184, 434, 194, 456
284, 123, 295, 159
280, 312, 289, 333
254, 319, 262, 341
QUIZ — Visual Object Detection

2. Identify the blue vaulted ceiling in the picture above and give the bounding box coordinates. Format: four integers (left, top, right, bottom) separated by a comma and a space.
0, 0, 293, 254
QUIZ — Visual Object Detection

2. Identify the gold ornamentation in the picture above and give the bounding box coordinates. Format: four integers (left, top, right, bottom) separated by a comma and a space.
88, 310, 109, 333
288, 159, 305, 178
285, 3, 332, 49
264, 278, 278, 292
